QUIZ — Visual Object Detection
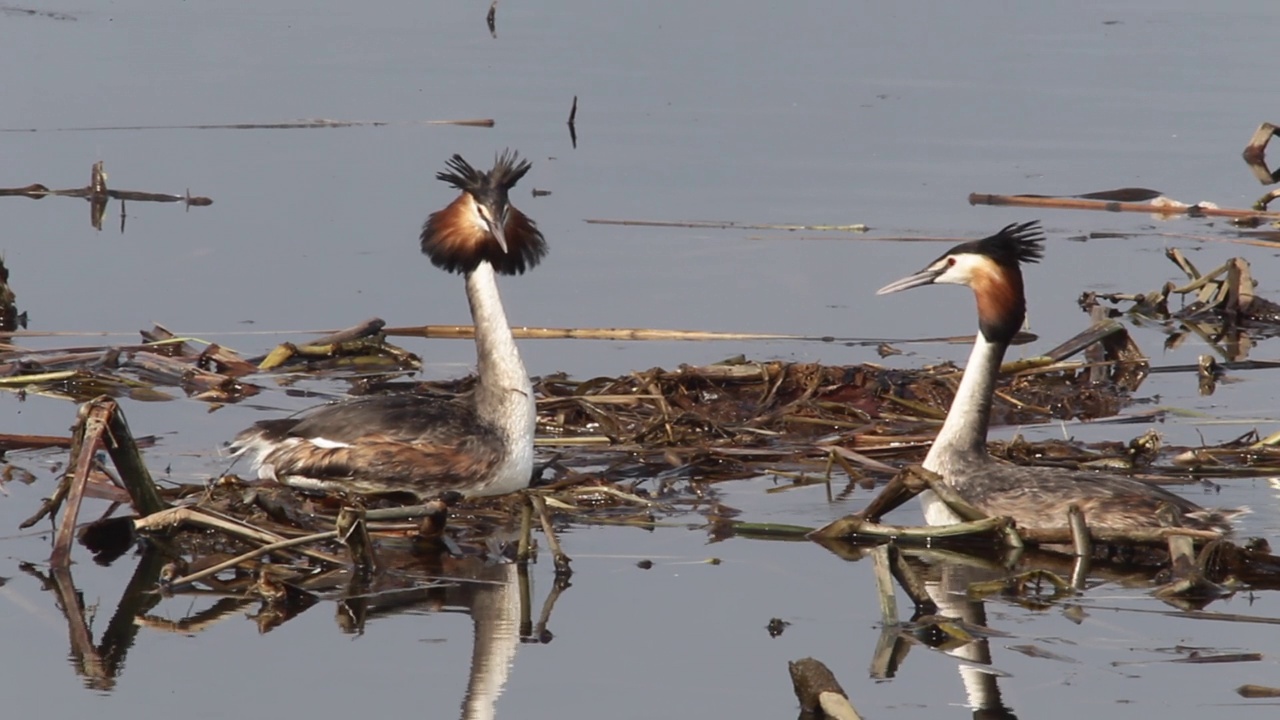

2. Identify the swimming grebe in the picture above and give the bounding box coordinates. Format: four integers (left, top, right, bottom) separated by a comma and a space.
877, 221, 1237, 533
231, 150, 546, 500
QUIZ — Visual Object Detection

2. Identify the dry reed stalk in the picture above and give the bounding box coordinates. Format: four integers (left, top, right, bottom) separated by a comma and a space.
970, 192, 1280, 221
0, 432, 72, 451
585, 218, 869, 232
530, 493, 572, 575
134, 506, 344, 566
164, 530, 341, 588
1068, 504, 1092, 558
1237, 684, 1280, 698
383, 323, 801, 342
50, 402, 107, 566
94, 398, 166, 517
336, 505, 378, 577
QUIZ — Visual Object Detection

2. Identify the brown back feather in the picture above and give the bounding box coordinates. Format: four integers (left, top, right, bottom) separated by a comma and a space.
262, 434, 505, 500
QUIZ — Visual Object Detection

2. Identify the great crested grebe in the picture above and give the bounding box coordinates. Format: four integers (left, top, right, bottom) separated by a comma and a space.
231, 150, 546, 500
877, 221, 1238, 533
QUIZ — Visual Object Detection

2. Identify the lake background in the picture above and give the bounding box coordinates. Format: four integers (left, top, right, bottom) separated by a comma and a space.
4, 1, 1280, 717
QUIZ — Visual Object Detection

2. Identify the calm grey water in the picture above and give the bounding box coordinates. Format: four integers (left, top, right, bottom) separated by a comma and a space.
4, 1, 1280, 717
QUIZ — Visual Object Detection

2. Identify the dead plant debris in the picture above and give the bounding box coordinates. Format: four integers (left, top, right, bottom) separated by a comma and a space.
1243, 121, 1280, 186
1084, 248, 1280, 370
10, 306, 1280, 621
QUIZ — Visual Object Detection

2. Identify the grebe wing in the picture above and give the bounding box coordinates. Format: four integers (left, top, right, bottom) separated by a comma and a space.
282, 393, 487, 446
231, 393, 508, 498
257, 430, 505, 498
958, 464, 1230, 532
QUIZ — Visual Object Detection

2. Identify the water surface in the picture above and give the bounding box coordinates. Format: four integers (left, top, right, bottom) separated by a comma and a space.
4, 1, 1280, 717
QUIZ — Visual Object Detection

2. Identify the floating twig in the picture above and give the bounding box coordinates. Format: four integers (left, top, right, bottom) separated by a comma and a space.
970, 192, 1280, 221
43, 397, 166, 565
164, 529, 340, 589
1067, 504, 1091, 558
382, 322, 988, 345
308, 317, 387, 346
585, 218, 869, 232
1254, 188, 1280, 211
255, 329, 419, 372
516, 496, 536, 563
1238, 684, 1280, 698
336, 505, 378, 578
530, 493, 572, 576
50, 402, 107, 566
0, 432, 72, 452
134, 506, 344, 566
95, 397, 166, 517
384, 323, 802, 342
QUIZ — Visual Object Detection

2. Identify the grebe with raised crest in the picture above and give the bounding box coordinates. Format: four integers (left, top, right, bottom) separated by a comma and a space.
877, 221, 1239, 533
230, 150, 546, 500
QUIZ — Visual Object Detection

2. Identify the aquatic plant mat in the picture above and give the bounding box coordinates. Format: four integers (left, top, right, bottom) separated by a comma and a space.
9, 311, 1280, 620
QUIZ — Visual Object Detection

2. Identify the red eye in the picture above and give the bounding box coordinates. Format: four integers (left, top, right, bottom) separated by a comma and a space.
946, 257, 957, 267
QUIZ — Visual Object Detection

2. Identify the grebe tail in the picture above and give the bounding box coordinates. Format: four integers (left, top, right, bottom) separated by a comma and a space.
231, 150, 547, 500
877, 221, 1240, 533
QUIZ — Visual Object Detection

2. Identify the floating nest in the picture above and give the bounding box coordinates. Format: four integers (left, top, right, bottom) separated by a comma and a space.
6, 312, 1280, 603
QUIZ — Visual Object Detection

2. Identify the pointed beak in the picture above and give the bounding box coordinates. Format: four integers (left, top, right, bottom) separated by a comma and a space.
484, 215, 509, 254
876, 269, 941, 295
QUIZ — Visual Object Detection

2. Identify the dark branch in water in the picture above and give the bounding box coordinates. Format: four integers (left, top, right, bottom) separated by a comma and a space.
568, 95, 578, 148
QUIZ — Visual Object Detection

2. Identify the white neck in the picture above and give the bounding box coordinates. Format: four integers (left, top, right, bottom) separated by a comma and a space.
465, 262, 536, 496
918, 332, 1005, 524
923, 331, 1005, 472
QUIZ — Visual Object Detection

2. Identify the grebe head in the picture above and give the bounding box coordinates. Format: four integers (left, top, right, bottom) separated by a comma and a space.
420, 150, 548, 275
877, 221, 1044, 343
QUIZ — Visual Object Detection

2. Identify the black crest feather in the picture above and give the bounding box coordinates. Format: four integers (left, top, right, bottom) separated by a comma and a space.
420, 150, 548, 275
969, 220, 1044, 267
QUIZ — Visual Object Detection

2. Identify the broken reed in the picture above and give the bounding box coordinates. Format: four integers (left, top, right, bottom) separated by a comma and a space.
970, 192, 1280, 222
382, 324, 805, 341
